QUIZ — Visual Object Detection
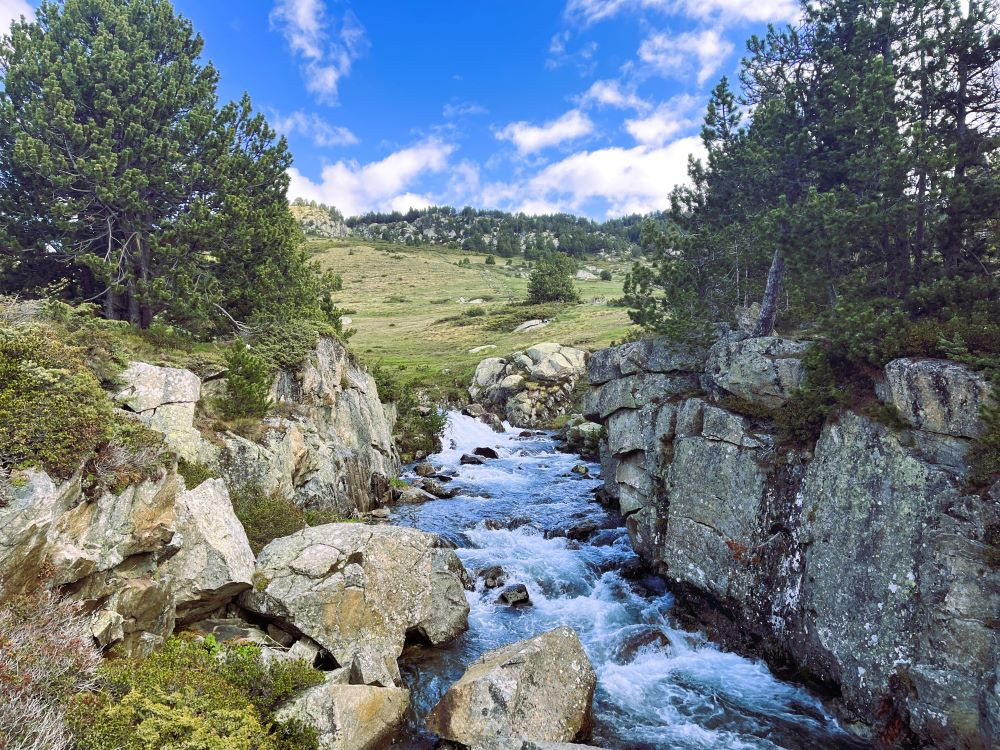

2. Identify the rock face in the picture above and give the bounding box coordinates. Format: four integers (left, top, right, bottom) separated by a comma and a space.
0, 468, 253, 656
116, 362, 204, 461
426, 627, 596, 746
218, 336, 400, 516
275, 681, 409, 750
469, 344, 588, 428
241, 524, 470, 687
587, 336, 1000, 749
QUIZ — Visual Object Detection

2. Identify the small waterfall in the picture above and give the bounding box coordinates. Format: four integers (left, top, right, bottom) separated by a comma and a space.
391, 411, 867, 749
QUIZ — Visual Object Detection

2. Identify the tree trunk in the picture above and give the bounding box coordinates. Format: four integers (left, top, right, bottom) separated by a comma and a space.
752, 249, 785, 337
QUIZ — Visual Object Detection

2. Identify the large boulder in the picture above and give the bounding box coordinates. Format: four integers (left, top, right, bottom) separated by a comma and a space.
159, 478, 255, 624
884, 357, 992, 438
116, 362, 204, 461
426, 627, 596, 745
469, 344, 588, 428
241, 524, 469, 686
275, 680, 409, 750
0, 467, 253, 656
704, 335, 809, 408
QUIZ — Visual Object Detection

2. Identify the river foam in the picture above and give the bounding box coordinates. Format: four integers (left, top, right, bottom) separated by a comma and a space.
392, 412, 868, 749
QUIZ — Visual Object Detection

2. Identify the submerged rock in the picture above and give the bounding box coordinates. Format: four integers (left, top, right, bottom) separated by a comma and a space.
241, 524, 470, 687
474, 446, 500, 459
426, 626, 596, 745
496, 583, 531, 606
460, 454, 485, 465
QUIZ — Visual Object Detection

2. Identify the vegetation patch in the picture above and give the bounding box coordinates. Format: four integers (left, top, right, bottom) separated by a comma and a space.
69, 635, 322, 750
230, 482, 344, 554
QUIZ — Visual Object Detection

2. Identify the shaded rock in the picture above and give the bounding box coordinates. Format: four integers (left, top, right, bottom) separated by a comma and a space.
393, 485, 434, 504
463, 404, 487, 418
477, 565, 507, 589
241, 524, 470, 687
421, 479, 461, 499
884, 357, 991, 438
275, 681, 409, 750
460, 454, 485, 466
474, 447, 500, 459
570, 464, 589, 476
496, 583, 531, 606
704, 335, 809, 408
414, 462, 436, 477
426, 627, 596, 745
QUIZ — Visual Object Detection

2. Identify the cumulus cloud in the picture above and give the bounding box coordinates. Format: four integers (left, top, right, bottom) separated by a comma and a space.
270, 0, 368, 104
638, 28, 734, 85
267, 109, 358, 147
482, 136, 704, 217
624, 94, 701, 145
286, 138, 454, 216
565, 0, 799, 24
495, 109, 595, 155
0, 0, 32, 34
578, 79, 650, 111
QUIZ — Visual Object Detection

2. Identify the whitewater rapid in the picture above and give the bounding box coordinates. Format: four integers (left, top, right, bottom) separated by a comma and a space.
391, 412, 867, 749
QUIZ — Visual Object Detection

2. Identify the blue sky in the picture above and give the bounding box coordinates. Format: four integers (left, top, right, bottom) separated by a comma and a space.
1, 0, 801, 219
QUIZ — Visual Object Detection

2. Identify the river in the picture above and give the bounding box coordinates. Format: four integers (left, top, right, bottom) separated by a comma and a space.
391, 412, 868, 750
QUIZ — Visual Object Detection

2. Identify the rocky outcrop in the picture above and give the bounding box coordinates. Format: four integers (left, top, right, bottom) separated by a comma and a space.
587, 336, 1000, 749
241, 523, 470, 687
0, 468, 253, 656
426, 627, 596, 746
469, 343, 588, 428
275, 680, 409, 750
217, 336, 400, 516
116, 362, 204, 461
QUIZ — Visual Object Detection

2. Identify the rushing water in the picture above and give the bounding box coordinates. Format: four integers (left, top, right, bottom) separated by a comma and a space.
391, 412, 868, 750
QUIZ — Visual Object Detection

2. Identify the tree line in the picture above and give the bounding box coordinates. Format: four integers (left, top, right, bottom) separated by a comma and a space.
0, 0, 339, 336
626, 0, 999, 346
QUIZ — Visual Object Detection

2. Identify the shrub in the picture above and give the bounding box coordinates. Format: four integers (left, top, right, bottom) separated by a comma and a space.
0, 589, 101, 750
0, 326, 114, 477
969, 375, 1000, 488
368, 361, 446, 461
484, 254, 496, 265
599, 269, 612, 281
177, 459, 217, 489
527, 252, 579, 304
219, 340, 272, 420
69, 636, 321, 750
230, 482, 308, 554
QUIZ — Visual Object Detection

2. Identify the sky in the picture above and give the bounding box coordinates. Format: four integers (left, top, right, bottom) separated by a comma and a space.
0, 0, 802, 219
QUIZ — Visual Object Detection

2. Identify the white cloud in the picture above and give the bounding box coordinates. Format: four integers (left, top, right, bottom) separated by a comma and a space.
565, 0, 799, 24
482, 136, 704, 217
578, 79, 650, 111
638, 28, 734, 85
1, 0, 33, 34
286, 138, 454, 216
270, 0, 368, 104
495, 109, 595, 155
624, 94, 701, 145
268, 109, 358, 147
443, 101, 488, 118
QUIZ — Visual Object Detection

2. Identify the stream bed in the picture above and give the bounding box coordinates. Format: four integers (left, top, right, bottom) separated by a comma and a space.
391, 412, 868, 749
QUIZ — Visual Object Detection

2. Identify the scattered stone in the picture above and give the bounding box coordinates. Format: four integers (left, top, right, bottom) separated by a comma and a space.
393, 485, 433, 504
570, 464, 589, 476
513, 319, 549, 333
463, 404, 487, 418
496, 583, 531, 606
469, 345, 498, 355
474, 447, 500, 459
367, 507, 391, 520
460, 454, 485, 465
518, 431, 534, 438
426, 627, 596, 745
420, 479, 461, 499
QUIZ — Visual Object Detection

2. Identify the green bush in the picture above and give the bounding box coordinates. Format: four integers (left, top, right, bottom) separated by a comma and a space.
177, 459, 217, 489
230, 483, 308, 554
527, 252, 579, 304
484, 254, 496, 265
599, 269, 612, 281
0, 326, 115, 477
69, 636, 321, 750
219, 340, 272, 420
484, 302, 567, 333
368, 361, 446, 461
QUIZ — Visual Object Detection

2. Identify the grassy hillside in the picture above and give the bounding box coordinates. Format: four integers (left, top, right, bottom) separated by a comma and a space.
308, 238, 636, 398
